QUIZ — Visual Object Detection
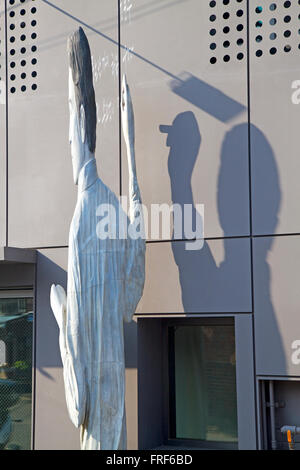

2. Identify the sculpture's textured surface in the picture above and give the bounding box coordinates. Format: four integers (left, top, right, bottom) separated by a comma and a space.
50, 27, 145, 450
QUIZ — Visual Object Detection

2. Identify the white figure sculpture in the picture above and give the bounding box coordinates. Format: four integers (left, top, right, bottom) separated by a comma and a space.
50, 27, 145, 450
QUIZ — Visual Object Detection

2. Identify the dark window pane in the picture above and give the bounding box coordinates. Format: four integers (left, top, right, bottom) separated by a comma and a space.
172, 324, 237, 444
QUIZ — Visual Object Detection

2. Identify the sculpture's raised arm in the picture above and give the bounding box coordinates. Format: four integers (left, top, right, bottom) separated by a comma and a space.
121, 75, 142, 225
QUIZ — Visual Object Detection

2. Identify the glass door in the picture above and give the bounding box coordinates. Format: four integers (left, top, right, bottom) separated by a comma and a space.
168, 319, 238, 448
0, 290, 33, 450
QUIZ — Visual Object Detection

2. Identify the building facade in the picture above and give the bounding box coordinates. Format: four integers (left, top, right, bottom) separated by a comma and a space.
0, 0, 299, 450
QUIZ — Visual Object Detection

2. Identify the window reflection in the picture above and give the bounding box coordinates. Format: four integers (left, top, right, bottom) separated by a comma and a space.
0, 296, 33, 450
171, 324, 237, 446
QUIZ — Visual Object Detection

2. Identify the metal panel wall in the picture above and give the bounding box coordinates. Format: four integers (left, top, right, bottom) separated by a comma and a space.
11, 0, 300, 450
120, 0, 252, 315
120, 0, 250, 240
34, 248, 79, 449
253, 235, 300, 377
249, 3, 300, 379
136, 238, 252, 314
0, 1, 7, 246
7, 0, 119, 248
249, 2, 300, 235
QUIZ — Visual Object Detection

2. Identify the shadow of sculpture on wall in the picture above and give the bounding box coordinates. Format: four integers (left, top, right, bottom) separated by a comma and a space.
161, 113, 284, 371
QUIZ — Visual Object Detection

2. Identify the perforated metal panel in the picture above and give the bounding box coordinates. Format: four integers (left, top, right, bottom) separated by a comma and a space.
252, 1, 299, 59
250, 0, 300, 236
8, 0, 38, 94
208, 0, 246, 65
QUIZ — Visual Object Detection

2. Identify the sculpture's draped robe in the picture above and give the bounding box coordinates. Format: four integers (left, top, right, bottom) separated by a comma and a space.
60, 158, 145, 450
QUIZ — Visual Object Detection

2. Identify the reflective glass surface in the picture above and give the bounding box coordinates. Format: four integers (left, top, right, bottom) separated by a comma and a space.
0, 296, 33, 450
173, 324, 237, 444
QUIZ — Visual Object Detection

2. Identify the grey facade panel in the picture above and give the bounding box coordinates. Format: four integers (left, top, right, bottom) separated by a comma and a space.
253, 236, 300, 377
7, 0, 119, 248
2, 0, 300, 451
0, 1, 6, 246
249, 3, 300, 235
120, 0, 250, 240
137, 238, 252, 314
235, 315, 257, 450
34, 248, 80, 450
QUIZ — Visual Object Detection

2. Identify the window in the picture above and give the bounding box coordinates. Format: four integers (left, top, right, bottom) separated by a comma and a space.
0, 290, 33, 450
168, 319, 238, 449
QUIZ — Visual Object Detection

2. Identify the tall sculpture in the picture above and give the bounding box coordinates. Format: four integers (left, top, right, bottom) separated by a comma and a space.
50, 27, 145, 450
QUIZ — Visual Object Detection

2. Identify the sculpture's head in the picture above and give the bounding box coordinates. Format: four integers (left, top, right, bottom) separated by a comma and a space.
67, 27, 97, 184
